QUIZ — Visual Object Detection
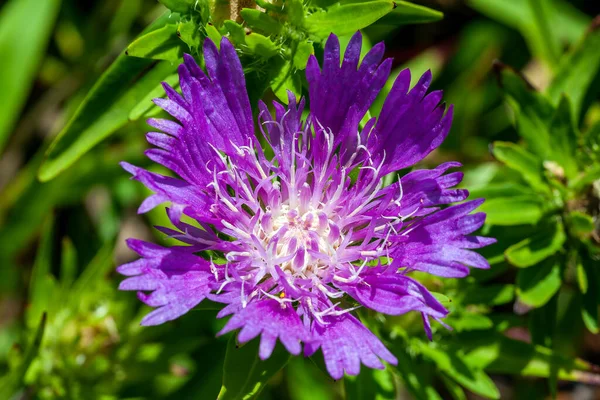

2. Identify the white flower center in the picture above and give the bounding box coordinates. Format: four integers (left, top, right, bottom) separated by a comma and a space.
258, 204, 341, 278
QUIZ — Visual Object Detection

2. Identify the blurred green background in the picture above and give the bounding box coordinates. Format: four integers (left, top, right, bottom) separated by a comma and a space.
1, 0, 600, 399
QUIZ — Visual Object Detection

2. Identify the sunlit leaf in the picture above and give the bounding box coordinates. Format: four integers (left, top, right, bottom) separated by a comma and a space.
505, 219, 566, 268
416, 342, 500, 399
305, 1, 395, 39
492, 141, 547, 192
479, 196, 545, 226
127, 22, 184, 62
461, 330, 599, 382
516, 257, 562, 307
38, 12, 178, 182
241, 8, 283, 35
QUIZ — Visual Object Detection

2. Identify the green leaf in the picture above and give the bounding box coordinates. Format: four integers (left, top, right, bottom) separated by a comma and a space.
223, 20, 247, 46
305, 1, 395, 39
245, 33, 279, 59
461, 285, 515, 306
71, 243, 115, 305
416, 343, 500, 399
547, 96, 579, 179
440, 374, 467, 400
345, 368, 396, 400
450, 312, 494, 332
126, 22, 184, 62
39, 56, 175, 181
129, 73, 180, 120
527, 0, 561, 65
494, 63, 555, 159
0, 0, 61, 153
240, 9, 283, 35
460, 331, 599, 382
492, 141, 547, 192
389, 343, 442, 400
505, 219, 566, 268
374, 1, 443, 26
0, 313, 46, 399
60, 237, 77, 291
580, 253, 600, 333
516, 257, 562, 307
547, 18, 600, 119
26, 218, 57, 329
218, 335, 290, 400
468, 0, 589, 59
178, 18, 203, 52
159, 0, 196, 13
478, 196, 545, 226
469, 182, 535, 199
271, 60, 301, 104
38, 13, 179, 181
293, 40, 314, 70
568, 211, 595, 237
528, 294, 558, 348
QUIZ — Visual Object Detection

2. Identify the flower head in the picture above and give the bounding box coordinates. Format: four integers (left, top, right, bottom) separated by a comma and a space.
118, 32, 495, 379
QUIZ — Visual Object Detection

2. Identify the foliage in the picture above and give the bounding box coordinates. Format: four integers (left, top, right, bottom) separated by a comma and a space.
0, 0, 599, 399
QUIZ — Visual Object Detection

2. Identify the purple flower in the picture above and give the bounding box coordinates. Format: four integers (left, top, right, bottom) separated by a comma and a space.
118, 32, 495, 380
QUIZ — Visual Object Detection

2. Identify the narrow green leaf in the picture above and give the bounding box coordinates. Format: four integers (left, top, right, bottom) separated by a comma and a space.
38, 13, 178, 182
71, 243, 114, 305
547, 17, 600, 119
129, 73, 180, 121
548, 96, 579, 179
60, 237, 77, 291
492, 141, 547, 192
517, 257, 562, 307
468, 0, 589, 58
417, 343, 500, 399
26, 218, 57, 329
240, 9, 283, 35
527, 0, 561, 65
305, 1, 395, 39
505, 219, 566, 268
0, 313, 46, 399
0, 0, 61, 153
126, 22, 184, 62
478, 196, 545, 226
440, 374, 467, 400
218, 335, 290, 400
581, 253, 600, 333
